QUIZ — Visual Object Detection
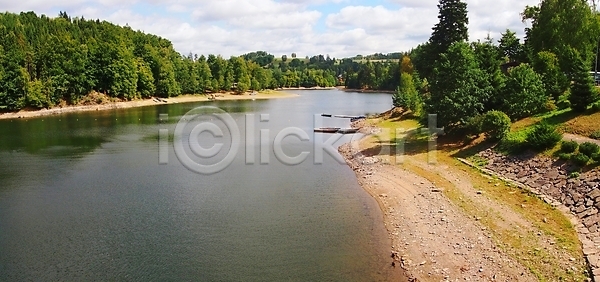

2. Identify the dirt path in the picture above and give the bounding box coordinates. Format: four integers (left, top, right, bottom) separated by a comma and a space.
339, 144, 537, 281
564, 133, 600, 146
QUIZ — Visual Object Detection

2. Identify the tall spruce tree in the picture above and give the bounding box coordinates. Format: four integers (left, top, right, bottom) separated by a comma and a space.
419, 0, 469, 79
570, 53, 598, 112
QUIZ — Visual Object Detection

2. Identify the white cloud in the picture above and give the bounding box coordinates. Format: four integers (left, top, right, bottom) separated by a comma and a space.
0, 0, 542, 57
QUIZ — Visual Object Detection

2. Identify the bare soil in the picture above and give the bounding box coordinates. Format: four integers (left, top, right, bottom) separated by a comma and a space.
339, 143, 538, 281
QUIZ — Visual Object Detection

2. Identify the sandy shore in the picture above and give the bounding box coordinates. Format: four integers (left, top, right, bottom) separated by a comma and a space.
338, 121, 539, 281
0, 91, 297, 120
338, 87, 395, 94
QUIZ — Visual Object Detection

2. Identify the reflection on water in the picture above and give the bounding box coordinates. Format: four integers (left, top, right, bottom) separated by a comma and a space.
0, 89, 398, 281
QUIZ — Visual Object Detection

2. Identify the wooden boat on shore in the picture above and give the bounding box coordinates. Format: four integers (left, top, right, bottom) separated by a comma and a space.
337, 128, 359, 134
314, 127, 341, 133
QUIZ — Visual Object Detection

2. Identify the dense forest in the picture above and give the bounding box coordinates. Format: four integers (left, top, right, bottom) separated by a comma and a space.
391, 0, 600, 133
0, 12, 353, 111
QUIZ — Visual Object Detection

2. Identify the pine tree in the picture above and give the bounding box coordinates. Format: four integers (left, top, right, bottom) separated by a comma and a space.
427, 42, 485, 129
570, 54, 598, 112
419, 0, 469, 79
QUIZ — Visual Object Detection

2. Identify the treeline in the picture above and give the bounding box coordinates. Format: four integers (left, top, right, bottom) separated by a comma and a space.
0, 12, 340, 111
392, 0, 600, 133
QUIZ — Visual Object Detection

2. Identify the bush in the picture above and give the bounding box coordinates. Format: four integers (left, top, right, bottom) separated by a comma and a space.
591, 130, 600, 140
498, 130, 528, 154
572, 153, 590, 167
526, 123, 563, 151
579, 142, 600, 157
592, 101, 600, 112
465, 114, 484, 136
556, 99, 571, 110
593, 153, 600, 163
557, 152, 572, 161
560, 140, 579, 153
480, 111, 511, 141
568, 171, 581, 179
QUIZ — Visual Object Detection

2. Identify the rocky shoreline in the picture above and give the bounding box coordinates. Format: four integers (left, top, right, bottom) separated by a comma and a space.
475, 149, 600, 280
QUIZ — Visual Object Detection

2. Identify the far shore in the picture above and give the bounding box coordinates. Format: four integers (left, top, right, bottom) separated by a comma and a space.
337, 86, 395, 94
278, 86, 336, 90
0, 91, 297, 120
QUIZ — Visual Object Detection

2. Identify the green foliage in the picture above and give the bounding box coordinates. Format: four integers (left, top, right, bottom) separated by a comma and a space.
480, 110, 511, 141
526, 123, 562, 151
571, 153, 590, 167
569, 53, 598, 112
568, 171, 581, 179
135, 59, 155, 98
427, 42, 486, 129
579, 142, 600, 157
497, 130, 529, 154
590, 130, 600, 140
526, 0, 599, 72
556, 99, 571, 110
419, 0, 469, 79
498, 29, 523, 62
593, 153, 600, 163
500, 64, 547, 120
560, 140, 579, 153
465, 114, 484, 135
557, 152, 572, 161
393, 72, 422, 115
25, 79, 51, 108
531, 51, 568, 101
472, 38, 505, 111
592, 101, 600, 112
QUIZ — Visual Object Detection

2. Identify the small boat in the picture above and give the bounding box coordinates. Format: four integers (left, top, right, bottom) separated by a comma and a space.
337, 128, 359, 134
314, 127, 341, 133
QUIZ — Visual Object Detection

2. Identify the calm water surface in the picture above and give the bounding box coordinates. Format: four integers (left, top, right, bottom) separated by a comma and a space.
0, 89, 400, 281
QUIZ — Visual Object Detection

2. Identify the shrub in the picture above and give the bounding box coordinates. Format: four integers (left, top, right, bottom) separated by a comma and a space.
466, 114, 484, 136
556, 99, 571, 110
543, 100, 558, 112
568, 171, 581, 179
593, 153, 600, 163
526, 123, 563, 151
500, 64, 547, 120
592, 101, 600, 112
557, 152, 572, 161
579, 142, 600, 157
480, 111, 511, 141
572, 153, 590, 167
498, 130, 528, 154
591, 130, 600, 140
560, 140, 579, 153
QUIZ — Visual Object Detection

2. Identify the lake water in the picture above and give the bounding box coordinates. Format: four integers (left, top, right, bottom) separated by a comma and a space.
0, 89, 401, 281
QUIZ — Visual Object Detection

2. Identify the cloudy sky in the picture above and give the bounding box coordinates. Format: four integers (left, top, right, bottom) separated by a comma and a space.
2, 0, 540, 58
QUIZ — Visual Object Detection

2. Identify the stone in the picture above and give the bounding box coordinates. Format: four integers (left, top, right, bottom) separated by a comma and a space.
590, 189, 600, 200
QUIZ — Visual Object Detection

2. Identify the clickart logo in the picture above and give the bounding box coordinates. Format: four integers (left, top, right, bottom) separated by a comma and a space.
173, 106, 241, 174
158, 106, 442, 175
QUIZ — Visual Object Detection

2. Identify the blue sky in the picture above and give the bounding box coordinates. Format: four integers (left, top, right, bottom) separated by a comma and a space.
1, 0, 540, 58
